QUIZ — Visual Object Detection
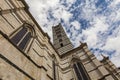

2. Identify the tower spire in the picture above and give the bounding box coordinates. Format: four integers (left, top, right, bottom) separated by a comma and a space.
101, 54, 109, 60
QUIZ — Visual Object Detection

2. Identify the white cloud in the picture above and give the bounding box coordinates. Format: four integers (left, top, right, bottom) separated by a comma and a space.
25, 0, 120, 67
110, 0, 120, 7
78, 16, 109, 48
25, 0, 73, 39
53, 8, 73, 22
102, 35, 120, 55
66, 0, 76, 4
46, 0, 59, 8
71, 20, 81, 30
62, 10, 73, 22
111, 55, 120, 67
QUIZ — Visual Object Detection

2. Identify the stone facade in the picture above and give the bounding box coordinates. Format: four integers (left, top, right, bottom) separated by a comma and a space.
52, 24, 120, 80
0, 0, 120, 80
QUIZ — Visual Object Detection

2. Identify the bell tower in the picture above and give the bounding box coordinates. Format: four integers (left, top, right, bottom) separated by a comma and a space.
52, 23, 73, 56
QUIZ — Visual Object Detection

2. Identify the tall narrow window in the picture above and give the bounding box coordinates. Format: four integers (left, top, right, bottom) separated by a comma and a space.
73, 62, 90, 80
53, 61, 56, 80
60, 43, 63, 47
11, 27, 27, 44
18, 32, 31, 50
73, 63, 83, 80
11, 26, 32, 51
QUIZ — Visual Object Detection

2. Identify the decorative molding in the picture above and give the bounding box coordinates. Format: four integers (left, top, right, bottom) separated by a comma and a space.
1, 15, 15, 29
0, 30, 47, 72
32, 48, 48, 61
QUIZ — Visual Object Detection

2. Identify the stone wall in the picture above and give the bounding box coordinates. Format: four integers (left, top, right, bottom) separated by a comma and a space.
0, 0, 56, 80
0, 0, 119, 80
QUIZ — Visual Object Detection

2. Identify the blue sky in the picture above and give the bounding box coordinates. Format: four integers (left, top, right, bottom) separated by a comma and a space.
25, 0, 120, 67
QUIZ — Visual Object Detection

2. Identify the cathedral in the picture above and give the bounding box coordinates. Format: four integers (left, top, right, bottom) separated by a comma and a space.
0, 0, 120, 80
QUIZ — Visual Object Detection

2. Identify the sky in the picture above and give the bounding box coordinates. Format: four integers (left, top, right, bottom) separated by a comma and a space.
25, 0, 120, 67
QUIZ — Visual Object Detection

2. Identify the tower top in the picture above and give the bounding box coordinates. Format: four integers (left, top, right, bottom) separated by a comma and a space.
52, 24, 73, 56
101, 54, 109, 59
52, 23, 61, 28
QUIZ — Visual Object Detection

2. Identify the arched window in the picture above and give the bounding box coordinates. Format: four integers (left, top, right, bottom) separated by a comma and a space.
73, 62, 90, 80
11, 25, 33, 51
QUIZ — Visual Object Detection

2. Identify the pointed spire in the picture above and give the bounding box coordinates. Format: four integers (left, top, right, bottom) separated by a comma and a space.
79, 41, 82, 44
101, 54, 106, 58
59, 23, 61, 25
79, 41, 83, 45
58, 23, 62, 27
101, 54, 109, 60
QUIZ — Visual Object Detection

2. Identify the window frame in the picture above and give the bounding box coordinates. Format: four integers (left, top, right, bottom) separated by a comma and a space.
10, 23, 35, 52
72, 61, 90, 80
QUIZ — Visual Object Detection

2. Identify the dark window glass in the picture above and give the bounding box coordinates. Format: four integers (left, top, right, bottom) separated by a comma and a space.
60, 43, 63, 47
73, 64, 82, 80
77, 63, 89, 80
53, 61, 56, 80
55, 27, 60, 31
18, 32, 31, 50
73, 62, 90, 80
56, 30, 61, 34
11, 27, 27, 44
11, 26, 32, 51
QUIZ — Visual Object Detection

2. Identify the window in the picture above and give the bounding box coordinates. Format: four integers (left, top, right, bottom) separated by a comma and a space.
55, 27, 60, 31
60, 43, 63, 47
73, 62, 90, 80
57, 34, 61, 38
53, 61, 56, 80
56, 30, 61, 34
11, 26, 32, 51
